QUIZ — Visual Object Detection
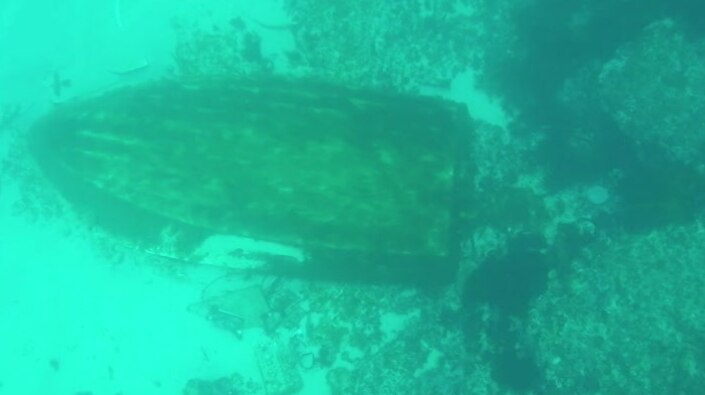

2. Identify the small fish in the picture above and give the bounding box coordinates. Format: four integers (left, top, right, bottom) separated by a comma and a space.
51, 72, 72, 100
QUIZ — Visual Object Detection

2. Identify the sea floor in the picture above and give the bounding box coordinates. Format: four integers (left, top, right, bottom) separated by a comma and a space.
0, 147, 333, 395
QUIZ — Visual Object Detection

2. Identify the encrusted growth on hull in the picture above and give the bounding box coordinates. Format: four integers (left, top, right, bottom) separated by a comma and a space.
30, 78, 474, 285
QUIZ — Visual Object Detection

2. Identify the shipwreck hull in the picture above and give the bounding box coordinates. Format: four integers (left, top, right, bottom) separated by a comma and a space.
30, 78, 473, 285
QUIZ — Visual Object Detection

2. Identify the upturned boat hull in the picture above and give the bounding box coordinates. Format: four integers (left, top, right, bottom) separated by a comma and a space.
30, 78, 473, 285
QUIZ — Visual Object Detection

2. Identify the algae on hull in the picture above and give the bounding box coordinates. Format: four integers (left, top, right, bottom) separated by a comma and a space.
30, 78, 474, 285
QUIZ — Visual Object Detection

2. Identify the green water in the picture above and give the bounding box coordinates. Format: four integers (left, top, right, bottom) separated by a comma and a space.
1, 1, 704, 394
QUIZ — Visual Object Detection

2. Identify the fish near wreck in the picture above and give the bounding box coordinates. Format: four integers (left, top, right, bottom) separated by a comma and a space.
29, 77, 475, 285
